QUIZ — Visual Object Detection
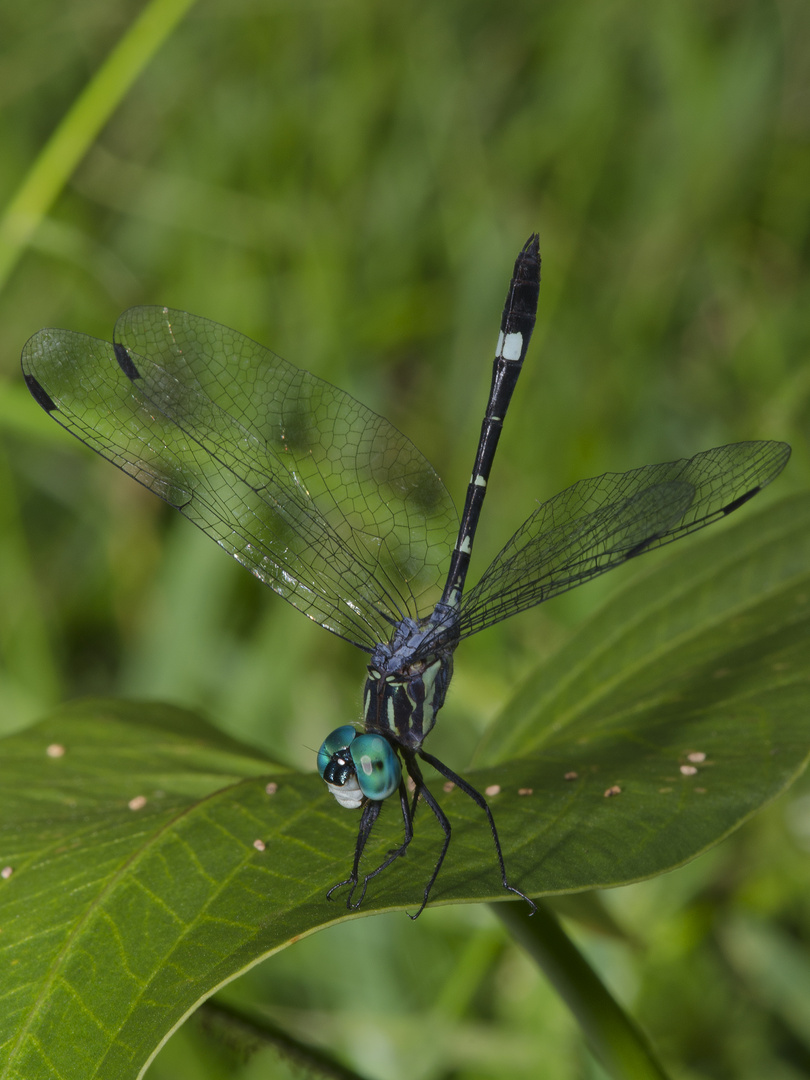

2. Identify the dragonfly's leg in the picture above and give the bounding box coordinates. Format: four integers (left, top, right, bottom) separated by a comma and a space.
326, 798, 381, 906
419, 749, 536, 914
327, 779, 414, 910
404, 769, 452, 920
354, 779, 414, 906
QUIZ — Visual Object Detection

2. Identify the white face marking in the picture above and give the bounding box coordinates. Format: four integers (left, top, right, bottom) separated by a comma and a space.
458, 535, 472, 554
500, 330, 523, 361
327, 776, 363, 809
474, 474, 486, 487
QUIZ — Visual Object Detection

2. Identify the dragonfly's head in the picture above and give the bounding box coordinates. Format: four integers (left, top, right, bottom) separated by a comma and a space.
317, 725, 401, 809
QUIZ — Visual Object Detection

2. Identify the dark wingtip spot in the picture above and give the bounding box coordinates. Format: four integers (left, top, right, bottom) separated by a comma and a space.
623, 534, 659, 560
23, 373, 57, 412
114, 341, 141, 381
722, 487, 760, 515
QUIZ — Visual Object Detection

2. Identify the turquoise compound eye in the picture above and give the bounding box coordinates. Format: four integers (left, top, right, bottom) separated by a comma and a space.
317, 724, 358, 778
349, 734, 401, 800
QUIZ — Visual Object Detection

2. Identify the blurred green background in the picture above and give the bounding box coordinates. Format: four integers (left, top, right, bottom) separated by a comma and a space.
1, 0, 809, 1077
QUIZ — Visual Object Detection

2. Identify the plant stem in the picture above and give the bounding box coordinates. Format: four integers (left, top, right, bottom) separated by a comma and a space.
0, 0, 198, 293
495, 899, 671, 1080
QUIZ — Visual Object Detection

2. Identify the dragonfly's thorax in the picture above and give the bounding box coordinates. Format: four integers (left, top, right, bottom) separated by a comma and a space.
364, 618, 455, 749
363, 656, 453, 750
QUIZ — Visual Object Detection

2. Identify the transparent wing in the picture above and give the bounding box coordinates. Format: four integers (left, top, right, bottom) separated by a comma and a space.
21, 307, 459, 650
457, 441, 790, 640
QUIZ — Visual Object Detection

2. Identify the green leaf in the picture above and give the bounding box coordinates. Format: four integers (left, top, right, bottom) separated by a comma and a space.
1, 494, 808, 1078
474, 490, 810, 893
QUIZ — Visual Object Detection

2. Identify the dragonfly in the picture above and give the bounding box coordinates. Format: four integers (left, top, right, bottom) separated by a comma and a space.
21, 235, 790, 917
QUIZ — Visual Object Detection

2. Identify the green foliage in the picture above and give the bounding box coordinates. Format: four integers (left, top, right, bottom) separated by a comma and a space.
1, 496, 809, 1077
1, 0, 809, 1077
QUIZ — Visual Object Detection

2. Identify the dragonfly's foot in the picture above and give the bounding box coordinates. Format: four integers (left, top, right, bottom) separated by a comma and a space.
325, 876, 354, 903
325, 874, 371, 910
505, 881, 536, 914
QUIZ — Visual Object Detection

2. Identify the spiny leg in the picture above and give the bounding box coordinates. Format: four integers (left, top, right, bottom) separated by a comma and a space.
401, 760, 454, 920
419, 749, 536, 913
326, 798, 381, 907
327, 778, 414, 910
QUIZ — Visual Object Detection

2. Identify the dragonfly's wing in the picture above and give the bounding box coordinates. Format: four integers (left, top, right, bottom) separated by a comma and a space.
457, 441, 791, 640
21, 308, 458, 650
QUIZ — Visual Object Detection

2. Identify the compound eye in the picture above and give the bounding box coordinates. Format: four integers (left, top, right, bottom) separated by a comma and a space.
349, 734, 401, 800
316, 725, 358, 778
